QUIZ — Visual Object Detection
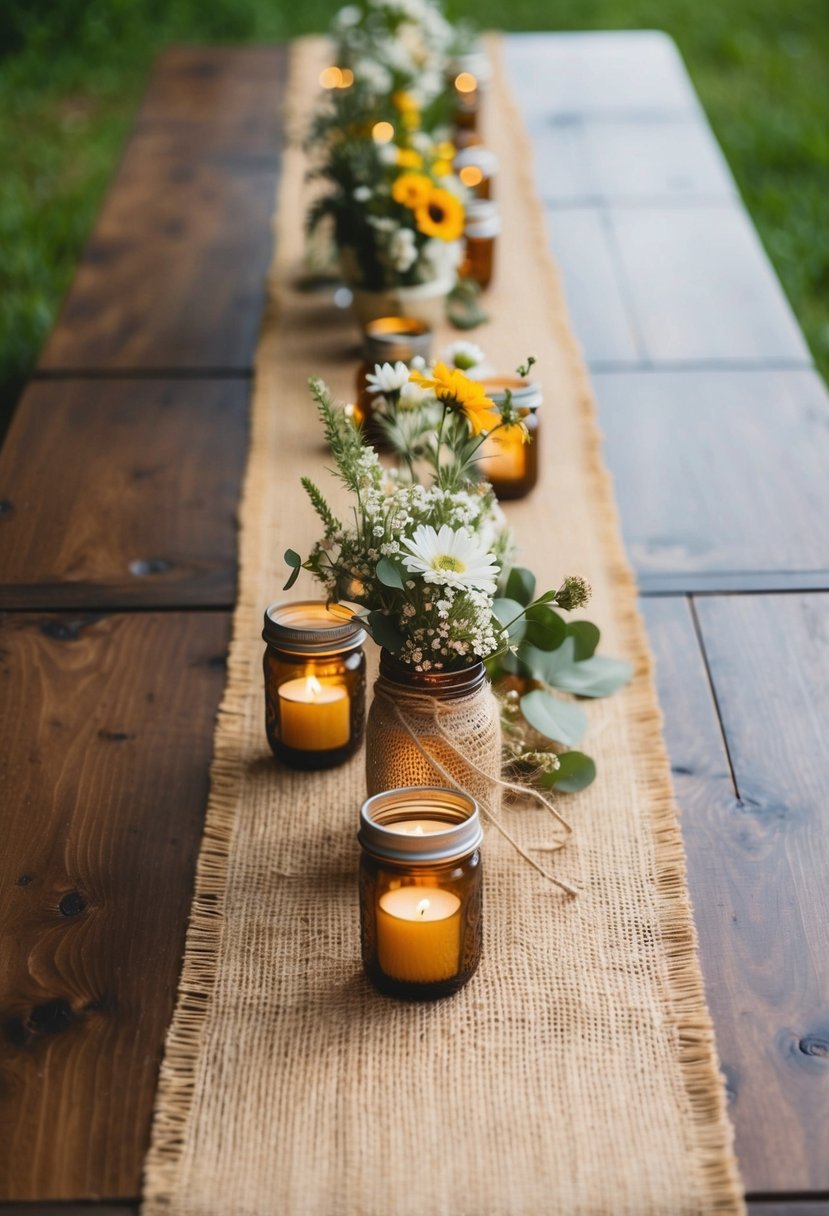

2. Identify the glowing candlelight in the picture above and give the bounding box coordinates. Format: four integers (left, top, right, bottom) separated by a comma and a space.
277, 674, 350, 751
376, 886, 462, 983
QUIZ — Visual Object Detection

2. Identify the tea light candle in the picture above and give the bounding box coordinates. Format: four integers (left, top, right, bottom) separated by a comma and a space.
385, 819, 451, 836
480, 428, 527, 482
377, 887, 462, 983
278, 675, 349, 751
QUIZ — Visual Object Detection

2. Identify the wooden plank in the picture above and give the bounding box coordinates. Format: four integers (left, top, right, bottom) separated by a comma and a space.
0, 379, 248, 609
504, 31, 701, 123
37, 126, 280, 372
0, 611, 231, 1201
608, 204, 811, 363
593, 369, 829, 587
747, 1206, 829, 1216
135, 45, 287, 156
643, 593, 829, 1192
544, 207, 642, 364
529, 117, 735, 205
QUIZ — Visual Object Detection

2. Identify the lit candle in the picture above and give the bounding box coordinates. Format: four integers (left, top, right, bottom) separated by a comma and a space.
480, 428, 526, 483
377, 887, 462, 983
278, 675, 349, 751
384, 819, 451, 836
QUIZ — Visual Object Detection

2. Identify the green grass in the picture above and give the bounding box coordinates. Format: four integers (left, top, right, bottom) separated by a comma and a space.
2, 0, 828, 429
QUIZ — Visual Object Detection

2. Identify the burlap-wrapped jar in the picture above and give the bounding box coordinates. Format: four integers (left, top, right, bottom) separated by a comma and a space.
365, 650, 502, 813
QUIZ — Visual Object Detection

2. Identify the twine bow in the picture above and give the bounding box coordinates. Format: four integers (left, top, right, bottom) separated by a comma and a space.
373, 680, 578, 898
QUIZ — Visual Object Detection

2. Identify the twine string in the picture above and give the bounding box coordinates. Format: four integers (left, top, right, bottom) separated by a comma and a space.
374, 681, 579, 898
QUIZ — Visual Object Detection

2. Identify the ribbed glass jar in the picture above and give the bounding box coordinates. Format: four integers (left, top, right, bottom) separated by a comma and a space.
359, 786, 483, 1000
262, 601, 366, 770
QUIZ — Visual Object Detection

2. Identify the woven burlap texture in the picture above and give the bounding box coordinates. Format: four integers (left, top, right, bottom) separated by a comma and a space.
142, 36, 745, 1216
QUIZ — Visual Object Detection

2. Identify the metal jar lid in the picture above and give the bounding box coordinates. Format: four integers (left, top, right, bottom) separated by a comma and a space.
263, 600, 367, 656
359, 787, 483, 863
483, 376, 543, 412
449, 49, 492, 87
464, 199, 502, 239
362, 316, 433, 367
454, 145, 499, 179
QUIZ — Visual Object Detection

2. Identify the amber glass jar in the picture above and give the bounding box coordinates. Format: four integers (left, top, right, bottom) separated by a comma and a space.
478, 377, 542, 500
454, 145, 498, 200
461, 200, 501, 290
262, 601, 367, 770
354, 316, 433, 444
359, 786, 483, 1000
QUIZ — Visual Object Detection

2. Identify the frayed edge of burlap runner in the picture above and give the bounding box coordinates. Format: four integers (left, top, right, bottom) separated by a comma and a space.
483, 35, 744, 1214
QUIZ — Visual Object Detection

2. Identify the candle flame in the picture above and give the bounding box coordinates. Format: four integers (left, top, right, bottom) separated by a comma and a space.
306, 675, 323, 699
459, 164, 484, 189
455, 72, 477, 93
372, 121, 395, 143
416, 898, 431, 919
410, 825, 424, 836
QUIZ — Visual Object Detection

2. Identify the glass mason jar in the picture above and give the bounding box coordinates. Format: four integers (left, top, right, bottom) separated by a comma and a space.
454, 145, 498, 200
353, 315, 433, 446
478, 377, 542, 500
448, 49, 490, 137
262, 601, 367, 770
358, 786, 483, 1000
365, 650, 502, 812
461, 200, 501, 290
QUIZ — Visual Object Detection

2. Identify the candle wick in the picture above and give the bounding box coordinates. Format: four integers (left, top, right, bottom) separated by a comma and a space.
415, 898, 430, 919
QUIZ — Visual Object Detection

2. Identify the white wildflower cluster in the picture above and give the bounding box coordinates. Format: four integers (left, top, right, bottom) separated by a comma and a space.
333, 0, 454, 107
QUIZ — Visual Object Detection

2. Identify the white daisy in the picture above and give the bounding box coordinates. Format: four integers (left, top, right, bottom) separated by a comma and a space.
442, 339, 486, 371
387, 226, 418, 272
365, 361, 410, 395
401, 524, 499, 593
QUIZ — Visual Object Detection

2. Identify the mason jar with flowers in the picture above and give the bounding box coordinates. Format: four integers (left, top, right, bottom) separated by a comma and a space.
283, 365, 591, 815
307, 81, 467, 327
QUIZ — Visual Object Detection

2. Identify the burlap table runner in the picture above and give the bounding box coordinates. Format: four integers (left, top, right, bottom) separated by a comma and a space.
142, 36, 745, 1215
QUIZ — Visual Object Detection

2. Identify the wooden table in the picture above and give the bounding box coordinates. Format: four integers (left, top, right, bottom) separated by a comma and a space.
1, 36, 827, 1215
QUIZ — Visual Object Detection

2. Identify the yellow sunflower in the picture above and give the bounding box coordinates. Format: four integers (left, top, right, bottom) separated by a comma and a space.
436, 140, 456, 161
432, 158, 453, 178
392, 171, 433, 209
409, 362, 500, 435
415, 187, 465, 241
396, 147, 423, 170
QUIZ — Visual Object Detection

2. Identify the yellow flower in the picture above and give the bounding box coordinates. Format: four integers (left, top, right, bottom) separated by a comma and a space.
396, 147, 423, 170
392, 171, 433, 209
432, 159, 453, 178
414, 187, 465, 241
436, 140, 456, 161
409, 362, 500, 434
392, 90, 418, 113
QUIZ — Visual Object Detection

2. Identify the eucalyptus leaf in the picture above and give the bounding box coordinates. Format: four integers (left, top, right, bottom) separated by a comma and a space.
493, 597, 527, 644
505, 566, 536, 607
524, 604, 567, 651
542, 751, 597, 793
550, 654, 634, 698
282, 548, 302, 591
375, 556, 405, 590
367, 611, 404, 653
569, 620, 601, 661
519, 637, 579, 684
520, 689, 588, 747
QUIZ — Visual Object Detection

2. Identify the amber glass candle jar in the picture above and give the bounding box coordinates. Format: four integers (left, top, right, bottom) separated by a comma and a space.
358, 787, 483, 1001
478, 377, 542, 500
454, 145, 498, 200
461, 200, 501, 290
262, 601, 367, 770
354, 316, 433, 444
449, 49, 490, 137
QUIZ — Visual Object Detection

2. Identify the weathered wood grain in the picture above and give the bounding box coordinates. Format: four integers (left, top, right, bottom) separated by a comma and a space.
544, 207, 642, 364
503, 31, 701, 123
643, 593, 829, 1193
135, 45, 288, 157
0, 379, 248, 609
0, 611, 232, 1201
608, 205, 811, 363
37, 127, 280, 372
594, 368, 829, 588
